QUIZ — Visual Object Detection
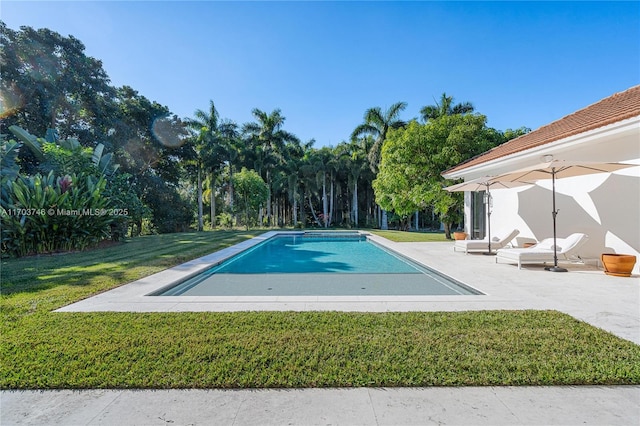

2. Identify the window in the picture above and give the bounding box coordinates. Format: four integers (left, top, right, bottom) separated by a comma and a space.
471, 191, 486, 239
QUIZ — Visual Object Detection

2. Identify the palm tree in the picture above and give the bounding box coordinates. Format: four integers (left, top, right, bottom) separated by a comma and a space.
187, 100, 221, 231
351, 102, 407, 229
336, 139, 368, 227
242, 108, 299, 226
420, 93, 474, 122
351, 102, 407, 173
281, 138, 308, 227
217, 119, 241, 214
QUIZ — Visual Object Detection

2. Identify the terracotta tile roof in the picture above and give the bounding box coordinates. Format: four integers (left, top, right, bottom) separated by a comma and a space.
445, 85, 640, 175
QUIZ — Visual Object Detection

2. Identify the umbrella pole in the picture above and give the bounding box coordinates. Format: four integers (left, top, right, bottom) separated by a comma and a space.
546, 169, 568, 272
483, 187, 494, 255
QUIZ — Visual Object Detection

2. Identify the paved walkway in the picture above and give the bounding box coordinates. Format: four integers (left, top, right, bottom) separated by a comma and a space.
4, 237, 639, 425
2, 386, 639, 425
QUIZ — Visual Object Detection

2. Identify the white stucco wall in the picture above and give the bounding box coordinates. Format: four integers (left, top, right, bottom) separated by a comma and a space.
489, 166, 639, 273
449, 116, 640, 274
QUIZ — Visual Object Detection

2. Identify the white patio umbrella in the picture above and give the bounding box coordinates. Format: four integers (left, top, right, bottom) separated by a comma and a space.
489, 159, 636, 272
445, 176, 530, 254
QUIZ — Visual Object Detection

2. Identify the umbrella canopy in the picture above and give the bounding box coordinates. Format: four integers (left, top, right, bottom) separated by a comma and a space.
445, 176, 528, 193
490, 160, 636, 271
445, 176, 530, 253
491, 160, 635, 184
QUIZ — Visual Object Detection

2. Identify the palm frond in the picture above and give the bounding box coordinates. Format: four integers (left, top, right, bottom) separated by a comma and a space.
351, 124, 379, 141
364, 107, 384, 126
452, 102, 475, 115
421, 93, 474, 121
389, 120, 407, 130
385, 101, 408, 121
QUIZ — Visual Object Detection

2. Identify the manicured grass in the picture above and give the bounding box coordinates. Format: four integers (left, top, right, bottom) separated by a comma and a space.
370, 230, 448, 242
3, 310, 640, 389
1, 230, 260, 316
2, 230, 639, 389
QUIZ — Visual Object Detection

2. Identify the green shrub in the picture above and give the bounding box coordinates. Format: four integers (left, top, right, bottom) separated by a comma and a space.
1, 171, 113, 256
217, 212, 234, 229
103, 173, 150, 239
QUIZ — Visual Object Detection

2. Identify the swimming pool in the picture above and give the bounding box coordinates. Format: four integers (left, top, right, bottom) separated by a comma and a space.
155, 232, 481, 296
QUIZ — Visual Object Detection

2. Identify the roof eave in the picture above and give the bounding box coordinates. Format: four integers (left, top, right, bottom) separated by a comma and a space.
442, 115, 640, 180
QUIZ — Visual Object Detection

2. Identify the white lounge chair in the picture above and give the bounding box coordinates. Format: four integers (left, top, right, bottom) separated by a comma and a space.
495, 233, 589, 269
454, 229, 520, 254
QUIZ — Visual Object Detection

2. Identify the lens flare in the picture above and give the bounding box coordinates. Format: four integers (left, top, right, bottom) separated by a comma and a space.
152, 117, 188, 148
0, 84, 24, 119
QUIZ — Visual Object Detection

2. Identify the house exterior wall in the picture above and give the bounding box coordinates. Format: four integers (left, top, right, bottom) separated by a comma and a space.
447, 117, 640, 273
489, 169, 639, 271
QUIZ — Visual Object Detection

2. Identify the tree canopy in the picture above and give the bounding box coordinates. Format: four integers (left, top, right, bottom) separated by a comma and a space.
1, 22, 533, 251
373, 115, 506, 236
420, 93, 475, 123
233, 168, 268, 230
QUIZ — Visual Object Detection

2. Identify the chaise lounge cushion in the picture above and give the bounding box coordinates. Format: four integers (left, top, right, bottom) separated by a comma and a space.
495, 233, 589, 269
453, 229, 520, 253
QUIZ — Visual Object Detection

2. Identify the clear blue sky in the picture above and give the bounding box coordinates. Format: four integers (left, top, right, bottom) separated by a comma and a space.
3, 1, 639, 147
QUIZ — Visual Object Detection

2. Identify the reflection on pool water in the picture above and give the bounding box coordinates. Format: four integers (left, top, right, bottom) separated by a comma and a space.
154, 233, 482, 297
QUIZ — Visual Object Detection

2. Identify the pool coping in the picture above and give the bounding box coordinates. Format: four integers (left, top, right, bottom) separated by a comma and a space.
153, 231, 481, 297
56, 231, 494, 312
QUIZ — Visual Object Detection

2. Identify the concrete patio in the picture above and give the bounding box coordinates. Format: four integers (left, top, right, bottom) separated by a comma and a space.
3, 386, 639, 425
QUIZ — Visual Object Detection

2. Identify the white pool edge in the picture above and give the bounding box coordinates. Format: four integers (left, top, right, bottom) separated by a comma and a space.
56, 230, 491, 313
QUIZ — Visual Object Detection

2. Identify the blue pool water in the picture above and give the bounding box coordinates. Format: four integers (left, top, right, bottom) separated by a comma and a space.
211, 234, 419, 274
156, 233, 481, 296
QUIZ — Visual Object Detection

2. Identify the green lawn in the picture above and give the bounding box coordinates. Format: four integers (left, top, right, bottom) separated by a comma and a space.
369, 230, 448, 242
2, 230, 639, 389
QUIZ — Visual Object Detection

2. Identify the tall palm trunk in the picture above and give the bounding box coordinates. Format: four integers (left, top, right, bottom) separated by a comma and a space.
308, 194, 323, 227
210, 174, 216, 229
322, 173, 328, 228
228, 164, 234, 211
197, 166, 203, 231
352, 180, 358, 227
266, 169, 272, 226
329, 173, 334, 227
292, 186, 298, 226
299, 190, 305, 227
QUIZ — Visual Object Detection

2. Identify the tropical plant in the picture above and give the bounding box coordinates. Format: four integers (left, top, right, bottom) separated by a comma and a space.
1, 172, 113, 256
103, 173, 150, 238
242, 109, 300, 226
351, 102, 407, 172
217, 119, 242, 216
374, 115, 501, 238
351, 102, 407, 229
3, 126, 149, 246
232, 168, 269, 230
280, 139, 308, 227
186, 100, 225, 231
336, 139, 369, 227
9, 125, 119, 177
0, 138, 21, 182
217, 212, 234, 229
420, 92, 475, 122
